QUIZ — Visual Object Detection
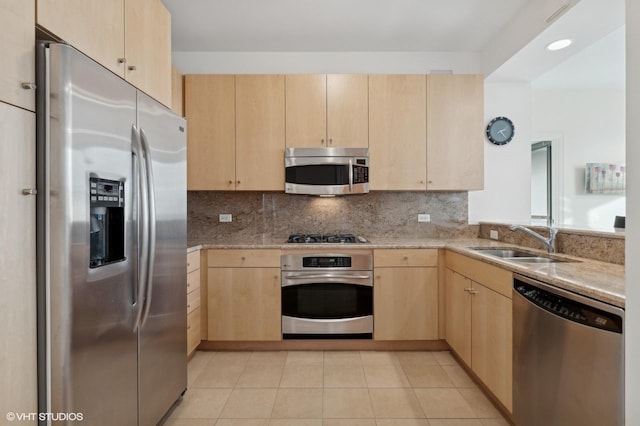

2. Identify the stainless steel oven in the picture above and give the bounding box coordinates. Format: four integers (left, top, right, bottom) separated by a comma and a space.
281, 250, 373, 339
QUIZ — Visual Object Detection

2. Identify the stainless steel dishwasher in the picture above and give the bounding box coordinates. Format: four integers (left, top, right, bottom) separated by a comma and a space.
513, 274, 624, 426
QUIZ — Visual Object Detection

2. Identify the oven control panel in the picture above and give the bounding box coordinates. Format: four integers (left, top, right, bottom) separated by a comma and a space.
303, 256, 352, 268
281, 250, 373, 271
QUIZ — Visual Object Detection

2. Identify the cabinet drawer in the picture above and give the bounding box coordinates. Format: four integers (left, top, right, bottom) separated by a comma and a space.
208, 249, 281, 267
187, 307, 201, 354
187, 250, 200, 273
445, 251, 512, 298
187, 288, 200, 314
374, 249, 438, 267
187, 269, 200, 294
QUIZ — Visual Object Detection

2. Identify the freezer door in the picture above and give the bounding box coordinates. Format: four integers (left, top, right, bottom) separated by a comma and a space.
136, 91, 187, 425
38, 43, 138, 424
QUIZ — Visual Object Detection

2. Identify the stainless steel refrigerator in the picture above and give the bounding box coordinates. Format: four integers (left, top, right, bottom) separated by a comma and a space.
35, 42, 187, 425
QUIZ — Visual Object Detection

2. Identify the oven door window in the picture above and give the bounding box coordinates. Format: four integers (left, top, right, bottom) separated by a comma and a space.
285, 164, 350, 186
282, 283, 373, 319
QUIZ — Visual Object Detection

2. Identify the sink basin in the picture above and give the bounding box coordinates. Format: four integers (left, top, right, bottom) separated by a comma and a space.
473, 248, 539, 258
470, 247, 578, 264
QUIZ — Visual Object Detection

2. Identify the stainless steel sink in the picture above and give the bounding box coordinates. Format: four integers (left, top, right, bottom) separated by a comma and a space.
474, 248, 539, 258
470, 247, 579, 264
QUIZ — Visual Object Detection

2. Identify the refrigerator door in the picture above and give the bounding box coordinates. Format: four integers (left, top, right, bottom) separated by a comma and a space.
136, 91, 187, 425
37, 43, 138, 424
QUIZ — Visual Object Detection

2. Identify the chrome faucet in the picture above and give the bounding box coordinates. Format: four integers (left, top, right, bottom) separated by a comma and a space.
508, 225, 558, 253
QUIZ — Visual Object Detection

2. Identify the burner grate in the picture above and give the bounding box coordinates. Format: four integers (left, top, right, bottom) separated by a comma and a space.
286, 233, 364, 244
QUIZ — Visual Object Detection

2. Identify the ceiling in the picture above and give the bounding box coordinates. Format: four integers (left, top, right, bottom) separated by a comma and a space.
532, 26, 625, 90
162, 0, 530, 52
163, 0, 625, 88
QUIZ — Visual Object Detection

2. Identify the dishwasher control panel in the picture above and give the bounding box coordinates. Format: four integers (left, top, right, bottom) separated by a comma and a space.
515, 281, 623, 333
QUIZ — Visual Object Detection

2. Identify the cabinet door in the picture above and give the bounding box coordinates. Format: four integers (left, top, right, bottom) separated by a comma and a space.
207, 267, 281, 341
124, 0, 172, 107
187, 308, 201, 355
327, 74, 368, 148
0, 0, 35, 111
285, 74, 327, 147
235, 75, 285, 191
171, 66, 184, 117
36, 0, 125, 78
471, 283, 513, 411
374, 267, 438, 340
369, 75, 426, 190
0, 105, 37, 419
426, 75, 484, 190
184, 75, 236, 190
444, 269, 472, 366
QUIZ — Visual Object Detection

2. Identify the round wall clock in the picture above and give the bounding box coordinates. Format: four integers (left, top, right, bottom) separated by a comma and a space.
486, 116, 515, 145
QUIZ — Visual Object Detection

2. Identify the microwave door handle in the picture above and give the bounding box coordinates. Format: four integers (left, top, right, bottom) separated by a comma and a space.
348, 158, 354, 192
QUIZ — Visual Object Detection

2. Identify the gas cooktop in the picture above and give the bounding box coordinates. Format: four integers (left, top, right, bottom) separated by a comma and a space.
286, 233, 368, 244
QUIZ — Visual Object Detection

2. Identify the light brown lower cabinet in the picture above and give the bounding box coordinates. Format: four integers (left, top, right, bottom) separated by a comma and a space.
207, 249, 281, 341
374, 249, 439, 340
186, 250, 201, 355
445, 251, 513, 412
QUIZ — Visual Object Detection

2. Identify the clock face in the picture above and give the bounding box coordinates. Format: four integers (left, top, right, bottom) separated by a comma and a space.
486, 116, 515, 145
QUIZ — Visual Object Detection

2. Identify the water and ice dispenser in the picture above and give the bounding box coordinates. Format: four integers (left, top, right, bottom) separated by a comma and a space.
89, 177, 125, 268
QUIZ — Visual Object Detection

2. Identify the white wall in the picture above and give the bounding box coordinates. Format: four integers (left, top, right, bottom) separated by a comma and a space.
533, 90, 626, 229
625, 0, 640, 422
468, 82, 532, 224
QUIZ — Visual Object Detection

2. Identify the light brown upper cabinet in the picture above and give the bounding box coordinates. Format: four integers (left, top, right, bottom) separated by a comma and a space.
184, 75, 236, 190
185, 75, 285, 192
0, 0, 35, 111
286, 74, 368, 148
37, 0, 172, 107
235, 75, 286, 191
369, 75, 427, 190
426, 74, 484, 190
124, 0, 172, 107
171, 66, 184, 117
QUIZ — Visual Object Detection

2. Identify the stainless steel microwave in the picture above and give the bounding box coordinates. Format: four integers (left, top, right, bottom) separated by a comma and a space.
285, 147, 369, 195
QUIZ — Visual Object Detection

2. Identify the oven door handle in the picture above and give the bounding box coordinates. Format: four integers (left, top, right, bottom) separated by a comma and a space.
282, 279, 373, 287
283, 273, 371, 280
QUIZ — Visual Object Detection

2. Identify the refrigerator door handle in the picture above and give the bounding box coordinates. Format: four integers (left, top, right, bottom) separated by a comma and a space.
132, 124, 149, 332
139, 128, 157, 327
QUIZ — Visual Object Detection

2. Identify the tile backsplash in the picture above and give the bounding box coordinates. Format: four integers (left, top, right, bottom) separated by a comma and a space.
188, 191, 478, 243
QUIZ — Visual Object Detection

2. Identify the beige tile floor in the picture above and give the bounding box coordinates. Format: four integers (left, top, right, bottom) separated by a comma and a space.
163, 350, 511, 426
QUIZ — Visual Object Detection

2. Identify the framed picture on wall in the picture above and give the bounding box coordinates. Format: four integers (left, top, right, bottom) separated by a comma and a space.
585, 163, 626, 194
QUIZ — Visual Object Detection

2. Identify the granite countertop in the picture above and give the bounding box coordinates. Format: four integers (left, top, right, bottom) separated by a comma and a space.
188, 236, 625, 308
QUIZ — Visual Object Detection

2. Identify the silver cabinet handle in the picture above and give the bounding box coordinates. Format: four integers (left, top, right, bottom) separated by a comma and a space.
21, 82, 37, 90
118, 57, 127, 64
22, 188, 37, 195
128, 65, 137, 71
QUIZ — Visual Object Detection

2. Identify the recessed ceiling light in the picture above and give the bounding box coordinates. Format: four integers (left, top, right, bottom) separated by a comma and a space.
546, 39, 573, 51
